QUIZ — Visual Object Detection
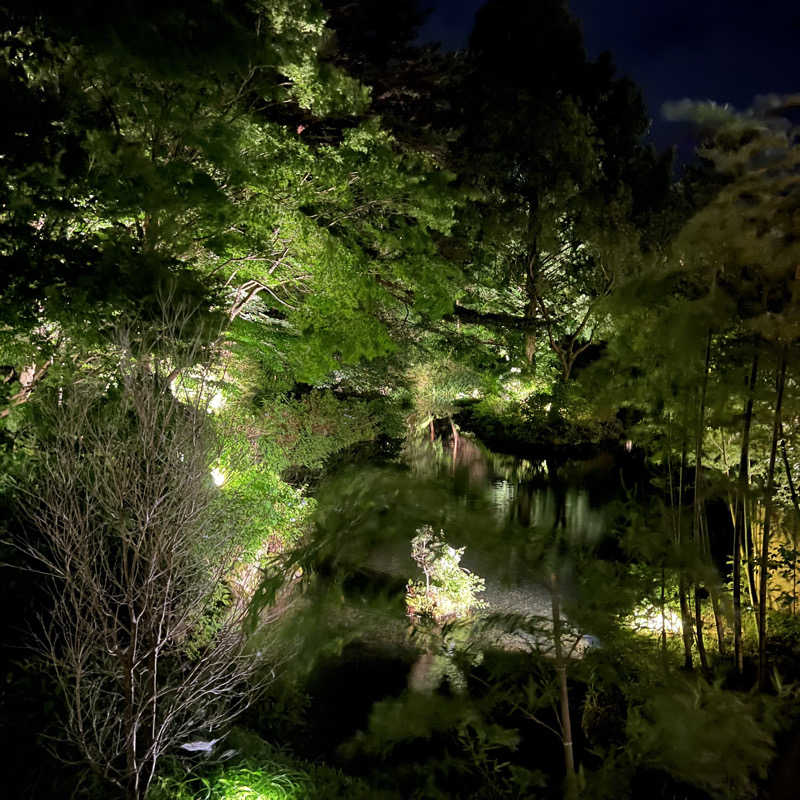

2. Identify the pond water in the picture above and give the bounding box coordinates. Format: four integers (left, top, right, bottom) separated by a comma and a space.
288, 435, 624, 765
313, 435, 622, 645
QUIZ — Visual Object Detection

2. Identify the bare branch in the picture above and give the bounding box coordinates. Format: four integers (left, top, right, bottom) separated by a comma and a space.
15, 320, 276, 800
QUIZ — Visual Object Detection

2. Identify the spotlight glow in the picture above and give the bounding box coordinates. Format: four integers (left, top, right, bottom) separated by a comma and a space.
629, 603, 683, 635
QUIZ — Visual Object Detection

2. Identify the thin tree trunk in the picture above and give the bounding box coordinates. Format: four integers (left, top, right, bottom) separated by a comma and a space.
794, 517, 798, 616
449, 416, 459, 462
780, 422, 800, 615
758, 346, 787, 690
734, 352, 758, 675
661, 565, 668, 660
666, 416, 693, 669
523, 208, 541, 366
781, 421, 800, 521
711, 588, 726, 656
745, 496, 759, 612
701, 504, 727, 654
679, 574, 694, 670
694, 587, 709, 672
550, 573, 577, 799
678, 436, 695, 670
693, 333, 712, 667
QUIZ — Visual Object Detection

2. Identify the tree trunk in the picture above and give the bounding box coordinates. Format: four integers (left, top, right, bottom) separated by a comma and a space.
734, 352, 758, 675
758, 346, 787, 690
694, 587, 709, 673
679, 574, 694, 670
711, 587, 726, 656
660, 565, 668, 661
550, 573, 577, 799
524, 206, 541, 366
745, 496, 759, 612
678, 437, 695, 670
780, 425, 800, 614
780, 423, 800, 615
693, 333, 712, 668
780, 421, 800, 519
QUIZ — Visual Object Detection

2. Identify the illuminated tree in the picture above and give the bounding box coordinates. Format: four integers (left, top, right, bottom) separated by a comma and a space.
406, 525, 486, 623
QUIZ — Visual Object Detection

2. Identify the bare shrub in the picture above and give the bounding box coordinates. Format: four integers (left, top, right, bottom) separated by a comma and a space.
17, 343, 266, 800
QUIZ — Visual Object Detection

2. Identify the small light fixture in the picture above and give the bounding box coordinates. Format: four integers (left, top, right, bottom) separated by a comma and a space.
211, 467, 226, 487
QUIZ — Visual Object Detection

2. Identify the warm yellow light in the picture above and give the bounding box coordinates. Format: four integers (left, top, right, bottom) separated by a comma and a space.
629, 604, 682, 635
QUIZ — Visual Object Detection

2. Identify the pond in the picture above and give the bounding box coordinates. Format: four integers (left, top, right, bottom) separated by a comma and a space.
276, 435, 628, 778
311, 434, 624, 650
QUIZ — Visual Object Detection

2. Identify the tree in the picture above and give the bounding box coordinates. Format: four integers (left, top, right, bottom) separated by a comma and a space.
444, 0, 665, 384
406, 524, 486, 623
0, 0, 458, 418
17, 342, 269, 800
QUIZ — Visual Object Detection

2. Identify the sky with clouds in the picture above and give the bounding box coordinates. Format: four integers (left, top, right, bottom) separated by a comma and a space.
420, 0, 799, 153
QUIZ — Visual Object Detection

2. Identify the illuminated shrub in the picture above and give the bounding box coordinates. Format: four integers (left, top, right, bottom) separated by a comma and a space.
405, 525, 486, 623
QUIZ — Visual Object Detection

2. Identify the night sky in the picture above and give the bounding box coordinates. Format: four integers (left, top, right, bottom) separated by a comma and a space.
420, 0, 800, 156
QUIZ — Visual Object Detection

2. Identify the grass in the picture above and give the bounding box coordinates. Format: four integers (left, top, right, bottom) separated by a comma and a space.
148, 727, 388, 800
151, 761, 309, 800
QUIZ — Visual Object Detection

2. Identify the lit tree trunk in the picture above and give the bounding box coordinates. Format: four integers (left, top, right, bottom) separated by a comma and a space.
693, 333, 712, 670
745, 495, 759, 613
523, 204, 541, 366
711, 588, 726, 656
678, 577, 694, 669
550, 573, 577, 799
666, 416, 693, 669
694, 587, 709, 672
660, 565, 668, 661
758, 346, 787, 690
734, 352, 758, 675
780, 421, 800, 615
678, 436, 695, 670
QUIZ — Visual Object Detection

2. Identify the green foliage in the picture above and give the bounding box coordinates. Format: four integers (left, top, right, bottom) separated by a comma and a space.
150, 728, 379, 800
626, 678, 777, 799
259, 389, 378, 471
217, 456, 314, 555
407, 358, 481, 430
153, 764, 307, 800
0, 0, 460, 429
406, 525, 486, 623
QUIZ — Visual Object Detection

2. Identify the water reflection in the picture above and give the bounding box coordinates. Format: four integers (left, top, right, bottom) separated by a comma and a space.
403, 434, 607, 549
311, 435, 618, 657
400, 436, 614, 655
